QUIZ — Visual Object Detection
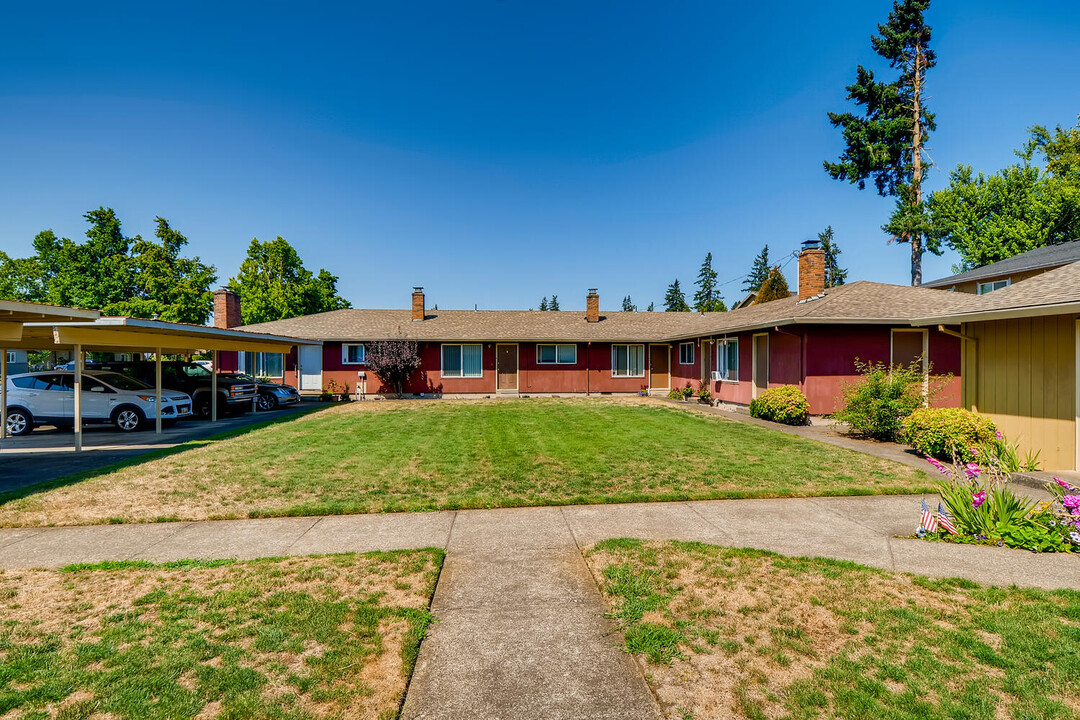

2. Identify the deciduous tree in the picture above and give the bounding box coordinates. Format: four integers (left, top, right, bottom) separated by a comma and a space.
826, 0, 936, 285
364, 339, 421, 397
753, 267, 790, 304
229, 236, 350, 325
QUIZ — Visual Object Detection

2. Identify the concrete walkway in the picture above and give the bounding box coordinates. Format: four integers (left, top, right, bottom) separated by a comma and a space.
1, 497, 1077, 719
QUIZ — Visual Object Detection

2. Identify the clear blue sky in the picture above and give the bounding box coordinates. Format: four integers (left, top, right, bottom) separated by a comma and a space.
1, 0, 1078, 312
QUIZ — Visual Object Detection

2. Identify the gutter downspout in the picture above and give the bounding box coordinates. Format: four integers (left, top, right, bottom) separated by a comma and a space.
937, 324, 977, 342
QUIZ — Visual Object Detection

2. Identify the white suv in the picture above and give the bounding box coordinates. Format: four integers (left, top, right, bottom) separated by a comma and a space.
4, 371, 193, 436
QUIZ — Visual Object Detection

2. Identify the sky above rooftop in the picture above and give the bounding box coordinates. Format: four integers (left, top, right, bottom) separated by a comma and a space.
1, 0, 1078, 311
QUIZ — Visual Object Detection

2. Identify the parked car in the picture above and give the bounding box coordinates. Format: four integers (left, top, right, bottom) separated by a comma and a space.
233, 373, 302, 411
4, 371, 193, 435
95, 361, 258, 418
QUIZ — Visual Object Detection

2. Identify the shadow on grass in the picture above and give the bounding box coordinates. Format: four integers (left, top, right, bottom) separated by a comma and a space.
0, 404, 331, 509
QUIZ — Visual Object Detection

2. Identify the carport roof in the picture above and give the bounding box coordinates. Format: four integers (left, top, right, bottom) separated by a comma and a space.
9, 316, 321, 353
0, 300, 100, 343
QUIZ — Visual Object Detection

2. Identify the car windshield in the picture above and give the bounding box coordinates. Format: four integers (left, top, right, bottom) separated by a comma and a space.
181, 364, 212, 378
91, 372, 151, 391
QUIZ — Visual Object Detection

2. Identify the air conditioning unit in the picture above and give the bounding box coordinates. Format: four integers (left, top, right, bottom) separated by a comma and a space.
710, 371, 722, 381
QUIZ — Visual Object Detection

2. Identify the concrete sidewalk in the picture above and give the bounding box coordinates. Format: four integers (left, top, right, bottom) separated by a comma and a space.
1, 497, 1077, 720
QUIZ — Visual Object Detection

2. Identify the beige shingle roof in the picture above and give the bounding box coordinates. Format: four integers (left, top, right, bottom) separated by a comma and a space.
238, 308, 729, 342
240, 279, 981, 343
665, 280, 977, 338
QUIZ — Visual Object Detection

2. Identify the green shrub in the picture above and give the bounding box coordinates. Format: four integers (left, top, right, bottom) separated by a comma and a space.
833, 359, 929, 440
749, 385, 809, 425
901, 407, 997, 462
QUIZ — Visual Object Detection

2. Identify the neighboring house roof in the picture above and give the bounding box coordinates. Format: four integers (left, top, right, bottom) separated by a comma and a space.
921, 240, 1080, 288
914, 260, 1080, 324
238, 309, 729, 343
664, 281, 976, 340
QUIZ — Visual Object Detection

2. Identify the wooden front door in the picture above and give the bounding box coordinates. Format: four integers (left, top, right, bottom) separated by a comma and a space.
496, 344, 518, 392
753, 333, 769, 399
649, 345, 670, 390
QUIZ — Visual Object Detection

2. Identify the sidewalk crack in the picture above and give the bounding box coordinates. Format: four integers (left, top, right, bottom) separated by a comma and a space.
282, 517, 324, 555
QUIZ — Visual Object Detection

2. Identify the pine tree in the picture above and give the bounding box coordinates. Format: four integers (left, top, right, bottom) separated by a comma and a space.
663, 279, 690, 312
753, 266, 790, 304
538, 297, 548, 311
646, 301, 655, 312
693, 253, 726, 312
622, 295, 637, 312
825, 0, 936, 285
742, 245, 771, 293
549, 295, 560, 311
818, 226, 849, 287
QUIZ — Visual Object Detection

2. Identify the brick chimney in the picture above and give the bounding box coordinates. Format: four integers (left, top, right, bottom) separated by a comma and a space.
213, 287, 241, 328
411, 286, 426, 321
797, 240, 826, 301
585, 289, 600, 323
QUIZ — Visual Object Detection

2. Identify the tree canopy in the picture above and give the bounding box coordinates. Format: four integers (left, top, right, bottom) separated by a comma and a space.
753, 267, 790, 304
692, 253, 726, 312
0, 208, 216, 324
229, 236, 350, 325
742, 245, 771, 294
621, 295, 637, 312
927, 120, 1080, 271
826, 0, 936, 285
818, 227, 849, 287
663, 280, 690, 312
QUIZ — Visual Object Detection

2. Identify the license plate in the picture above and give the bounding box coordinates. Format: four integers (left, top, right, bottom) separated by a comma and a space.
178, 405, 191, 414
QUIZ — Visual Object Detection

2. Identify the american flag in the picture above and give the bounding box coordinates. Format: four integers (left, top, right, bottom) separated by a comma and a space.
937, 503, 959, 535
921, 498, 939, 532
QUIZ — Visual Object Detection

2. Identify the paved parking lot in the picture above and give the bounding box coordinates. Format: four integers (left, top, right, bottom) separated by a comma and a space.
0, 403, 313, 493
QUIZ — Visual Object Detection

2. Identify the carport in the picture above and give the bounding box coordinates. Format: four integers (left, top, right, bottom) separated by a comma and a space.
3, 315, 319, 451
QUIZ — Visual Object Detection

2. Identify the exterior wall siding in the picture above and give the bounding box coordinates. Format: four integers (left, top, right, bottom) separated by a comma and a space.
961, 315, 1077, 471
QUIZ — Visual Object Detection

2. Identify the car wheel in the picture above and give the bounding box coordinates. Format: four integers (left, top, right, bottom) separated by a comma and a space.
195, 395, 212, 419
113, 407, 144, 432
257, 393, 278, 411
5, 409, 33, 436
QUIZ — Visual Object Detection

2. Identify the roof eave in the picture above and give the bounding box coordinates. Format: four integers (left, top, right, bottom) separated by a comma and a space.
912, 301, 1080, 325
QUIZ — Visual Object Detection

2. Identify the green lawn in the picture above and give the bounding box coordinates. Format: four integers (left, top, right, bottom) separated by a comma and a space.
587, 539, 1080, 720
0, 550, 442, 720
0, 398, 931, 526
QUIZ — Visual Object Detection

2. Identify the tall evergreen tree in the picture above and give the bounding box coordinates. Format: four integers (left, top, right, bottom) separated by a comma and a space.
549, 295, 560, 311
818, 226, 849, 287
621, 295, 637, 312
742, 245, 771, 293
693, 252, 726, 312
753, 266, 790, 304
538, 297, 549, 311
646, 301, 655, 312
825, 0, 936, 285
663, 279, 690, 312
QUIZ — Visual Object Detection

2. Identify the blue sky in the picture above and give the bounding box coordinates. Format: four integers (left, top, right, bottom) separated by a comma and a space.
1, 0, 1078, 312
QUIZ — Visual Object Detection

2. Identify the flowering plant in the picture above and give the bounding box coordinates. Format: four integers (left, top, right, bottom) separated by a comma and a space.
924, 453, 1077, 552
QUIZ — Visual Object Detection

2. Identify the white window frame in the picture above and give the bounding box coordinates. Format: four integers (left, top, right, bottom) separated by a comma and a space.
5, 351, 15, 363
611, 344, 646, 378
976, 278, 1010, 295
240, 352, 285, 378
341, 343, 366, 365
678, 342, 694, 365
536, 344, 577, 365
716, 338, 739, 383
441, 343, 483, 378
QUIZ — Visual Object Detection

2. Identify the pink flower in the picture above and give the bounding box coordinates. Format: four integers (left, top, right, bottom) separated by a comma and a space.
969, 447, 979, 457
995, 431, 1004, 440
1055, 478, 1075, 490
972, 491, 986, 509
964, 462, 981, 479
1064, 494, 1080, 510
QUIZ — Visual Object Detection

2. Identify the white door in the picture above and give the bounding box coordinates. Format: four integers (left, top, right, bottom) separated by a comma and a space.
37, 374, 73, 420
299, 345, 323, 391
79, 376, 113, 420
